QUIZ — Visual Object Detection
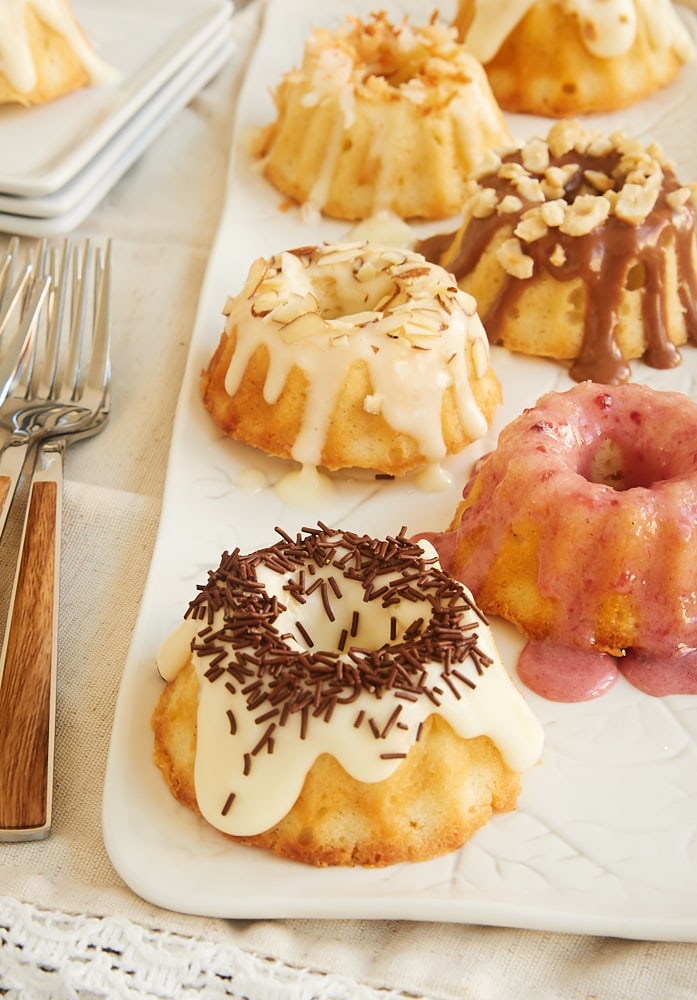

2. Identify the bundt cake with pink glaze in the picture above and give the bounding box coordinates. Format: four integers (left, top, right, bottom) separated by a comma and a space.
434, 382, 697, 666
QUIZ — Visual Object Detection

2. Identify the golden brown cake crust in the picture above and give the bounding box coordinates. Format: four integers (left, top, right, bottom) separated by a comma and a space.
482, 4, 683, 116
153, 661, 522, 867
200, 325, 502, 476
455, 0, 693, 117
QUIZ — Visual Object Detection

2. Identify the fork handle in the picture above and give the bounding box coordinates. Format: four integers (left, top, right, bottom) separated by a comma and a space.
0, 440, 63, 840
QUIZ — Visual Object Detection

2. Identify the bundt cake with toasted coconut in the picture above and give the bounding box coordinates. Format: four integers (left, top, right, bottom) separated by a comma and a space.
453, 0, 695, 117
254, 10, 513, 221
0, 0, 116, 106
152, 525, 543, 866
429, 382, 697, 699
419, 120, 697, 384
201, 241, 501, 477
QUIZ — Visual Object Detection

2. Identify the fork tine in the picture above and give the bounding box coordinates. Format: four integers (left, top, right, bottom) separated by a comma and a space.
85, 239, 112, 400
0, 276, 51, 411
0, 263, 33, 344
0, 237, 21, 313
28, 239, 71, 403
64, 241, 90, 400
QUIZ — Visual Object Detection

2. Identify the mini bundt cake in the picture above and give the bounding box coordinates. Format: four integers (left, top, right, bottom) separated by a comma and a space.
419, 120, 697, 384
0, 0, 115, 106
454, 0, 695, 117
432, 382, 697, 662
254, 10, 513, 220
152, 525, 544, 866
200, 241, 502, 477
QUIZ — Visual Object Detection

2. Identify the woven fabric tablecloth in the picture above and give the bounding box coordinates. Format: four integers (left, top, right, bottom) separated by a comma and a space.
1, 4, 697, 997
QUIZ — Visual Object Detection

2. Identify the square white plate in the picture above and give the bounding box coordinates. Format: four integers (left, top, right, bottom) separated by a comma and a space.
0, 30, 234, 236
0, 0, 231, 198
104, 0, 697, 937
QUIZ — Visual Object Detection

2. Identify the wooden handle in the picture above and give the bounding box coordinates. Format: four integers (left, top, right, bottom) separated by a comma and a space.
0, 454, 61, 840
0, 474, 11, 511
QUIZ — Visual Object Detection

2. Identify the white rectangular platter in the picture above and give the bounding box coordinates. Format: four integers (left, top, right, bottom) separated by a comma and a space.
103, 0, 697, 938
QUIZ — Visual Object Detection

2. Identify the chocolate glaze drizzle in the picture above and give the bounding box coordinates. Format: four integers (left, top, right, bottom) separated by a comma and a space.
418, 143, 697, 385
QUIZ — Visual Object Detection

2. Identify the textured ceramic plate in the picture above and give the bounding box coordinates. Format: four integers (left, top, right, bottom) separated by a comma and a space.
0, 0, 230, 197
104, 0, 697, 937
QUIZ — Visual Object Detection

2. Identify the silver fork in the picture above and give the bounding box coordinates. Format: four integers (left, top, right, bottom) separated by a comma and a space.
0, 239, 52, 419
0, 239, 75, 541
0, 238, 111, 841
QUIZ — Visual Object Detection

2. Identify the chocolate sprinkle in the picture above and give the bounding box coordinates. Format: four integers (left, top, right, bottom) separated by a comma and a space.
186, 524, 494, 777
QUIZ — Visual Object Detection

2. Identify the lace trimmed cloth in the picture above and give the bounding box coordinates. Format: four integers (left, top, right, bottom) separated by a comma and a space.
0, 897, 409, 1000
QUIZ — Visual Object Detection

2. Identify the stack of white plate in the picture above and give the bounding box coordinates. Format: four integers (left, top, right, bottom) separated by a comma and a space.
0, 0, 236, 237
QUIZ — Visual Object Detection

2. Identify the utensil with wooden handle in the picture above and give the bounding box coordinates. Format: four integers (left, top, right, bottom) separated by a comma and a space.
0, 239, 111, 841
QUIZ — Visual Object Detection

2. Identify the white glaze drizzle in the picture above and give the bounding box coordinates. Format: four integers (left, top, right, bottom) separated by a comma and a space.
0, 0, 116, 94
464, 0, 694, 62
221, 242, 492, 470
157, 534, 544, 837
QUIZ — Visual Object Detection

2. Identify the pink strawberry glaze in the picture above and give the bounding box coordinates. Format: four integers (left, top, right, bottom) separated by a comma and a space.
517, 640, 619, 702
620, 647, 697, 696
517, 641, 697, 701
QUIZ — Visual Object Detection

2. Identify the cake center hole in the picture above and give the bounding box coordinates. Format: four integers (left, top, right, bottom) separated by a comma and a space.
314, 269, 396, 320
588, 438, 627, 489
587, 436, 668, 490
285, 570, 410, 653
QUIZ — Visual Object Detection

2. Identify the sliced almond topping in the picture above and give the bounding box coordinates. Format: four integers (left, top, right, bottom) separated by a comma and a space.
243, 257, 270, 299
278, 311, 329, 343
271, 292, 320, 324
471, 336, 489, 380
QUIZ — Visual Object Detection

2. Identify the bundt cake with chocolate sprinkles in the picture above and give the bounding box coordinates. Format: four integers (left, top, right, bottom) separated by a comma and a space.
152, 524, 543, 866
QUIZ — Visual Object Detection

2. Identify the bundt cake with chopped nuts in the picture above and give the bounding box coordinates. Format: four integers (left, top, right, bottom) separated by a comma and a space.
420, 120, 697, 384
